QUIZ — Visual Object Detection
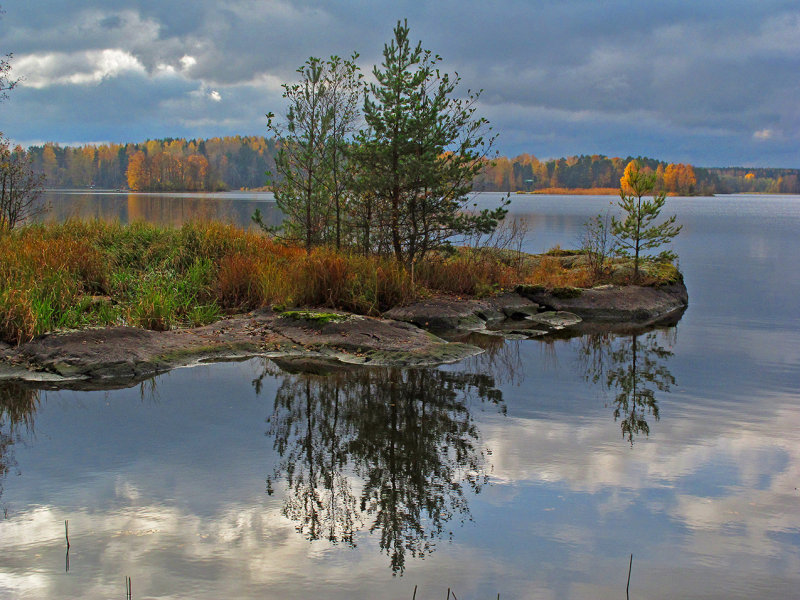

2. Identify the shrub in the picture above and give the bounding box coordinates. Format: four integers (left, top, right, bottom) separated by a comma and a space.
524, 255, 593, 289
580, 213, 615, 283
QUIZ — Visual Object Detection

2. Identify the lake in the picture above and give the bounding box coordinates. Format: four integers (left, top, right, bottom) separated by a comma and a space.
1, 191, 799, 599
40, 189, 283, 229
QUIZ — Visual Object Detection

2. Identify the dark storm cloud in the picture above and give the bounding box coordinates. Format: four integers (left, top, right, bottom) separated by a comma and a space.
0, 0, 797, 166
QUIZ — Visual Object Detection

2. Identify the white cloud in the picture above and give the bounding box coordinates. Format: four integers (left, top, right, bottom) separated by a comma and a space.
15, 49, 146, 89
155, 63, 177, 75
180, 55, 198, 71
209, 90, 222, 102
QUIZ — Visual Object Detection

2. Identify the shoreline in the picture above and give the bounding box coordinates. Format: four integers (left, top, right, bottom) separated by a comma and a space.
0, 283, 688, 389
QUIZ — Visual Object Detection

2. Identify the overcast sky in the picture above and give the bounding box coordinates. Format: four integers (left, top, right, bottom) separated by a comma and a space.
0, 1, 798, 167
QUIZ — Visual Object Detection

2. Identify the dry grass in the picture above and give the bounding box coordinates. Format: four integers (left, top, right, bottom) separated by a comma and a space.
0, 220, 679, 344
0, 230, 110, 343
0, 222, 464, 343
295, 249, 413, 313
415, 252, 518, 297
522, 255, 594, 289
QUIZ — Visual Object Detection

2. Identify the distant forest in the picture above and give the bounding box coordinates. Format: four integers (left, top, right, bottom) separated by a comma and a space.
23, 136, 800, 195
26, 136, 277, 192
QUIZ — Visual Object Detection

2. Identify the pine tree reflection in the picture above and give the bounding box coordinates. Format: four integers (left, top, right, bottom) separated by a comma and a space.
258, 364, 504, 574
265, 373, 359, 546
579, 328, 676, 445
0, 382, 41, 515
459, 332, 523, 394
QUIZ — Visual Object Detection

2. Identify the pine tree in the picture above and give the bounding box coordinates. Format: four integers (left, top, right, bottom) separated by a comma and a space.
612, 160, 682, 282
351, 20, 507, 264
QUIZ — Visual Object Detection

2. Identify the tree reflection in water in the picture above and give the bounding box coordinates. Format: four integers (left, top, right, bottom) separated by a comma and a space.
458, 332, 523, 396
578, 328, 677, 445
0, 382, 41, 516
254, 363, 504, 574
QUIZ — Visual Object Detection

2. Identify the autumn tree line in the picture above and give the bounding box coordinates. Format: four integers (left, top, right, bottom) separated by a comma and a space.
25, 136, 278, 191
20, 140, 799, 196
474, 154, 800, 195
475, 154, 700, 195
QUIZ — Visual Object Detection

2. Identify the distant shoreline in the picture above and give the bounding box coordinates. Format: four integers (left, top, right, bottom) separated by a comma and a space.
523, 187, 619, 195
506, 188, 705, 197
43, 187, 800, 197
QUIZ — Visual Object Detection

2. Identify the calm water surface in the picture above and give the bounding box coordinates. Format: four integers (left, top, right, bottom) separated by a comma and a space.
1, 192, 799, 599
41, 189, 282, 229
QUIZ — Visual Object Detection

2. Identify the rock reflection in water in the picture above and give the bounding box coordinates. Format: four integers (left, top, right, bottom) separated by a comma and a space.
578, 328, 677, 444
254, 363, 505, 574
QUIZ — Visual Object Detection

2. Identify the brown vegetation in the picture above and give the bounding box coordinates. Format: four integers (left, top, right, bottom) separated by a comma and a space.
0, 221, 680, 345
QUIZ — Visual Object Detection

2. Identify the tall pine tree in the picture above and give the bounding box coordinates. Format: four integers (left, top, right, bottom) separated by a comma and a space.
351, 20, 507, 264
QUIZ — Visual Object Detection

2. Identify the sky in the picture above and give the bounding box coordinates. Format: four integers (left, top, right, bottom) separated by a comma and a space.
0, 0, 798, 167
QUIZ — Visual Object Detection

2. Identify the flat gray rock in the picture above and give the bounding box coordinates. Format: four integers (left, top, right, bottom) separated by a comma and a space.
525, 311, 582, 329
383, 299, 485, 330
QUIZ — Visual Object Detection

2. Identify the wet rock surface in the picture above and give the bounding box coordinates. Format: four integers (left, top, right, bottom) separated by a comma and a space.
0, 310, 481, 387
516, 282, 688, 324
525, 311, 583, 329
0, 283, 687, 387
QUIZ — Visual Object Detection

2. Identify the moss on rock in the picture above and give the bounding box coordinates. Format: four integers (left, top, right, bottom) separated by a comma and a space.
280, 310, 349, 324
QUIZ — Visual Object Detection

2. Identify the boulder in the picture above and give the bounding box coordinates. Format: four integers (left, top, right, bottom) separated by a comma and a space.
383, 298, 487, 331
517, 282, 688, 324
383, 292, 541, 331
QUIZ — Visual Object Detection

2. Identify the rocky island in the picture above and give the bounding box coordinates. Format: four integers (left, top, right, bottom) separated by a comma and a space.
0, 281, 687, 389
